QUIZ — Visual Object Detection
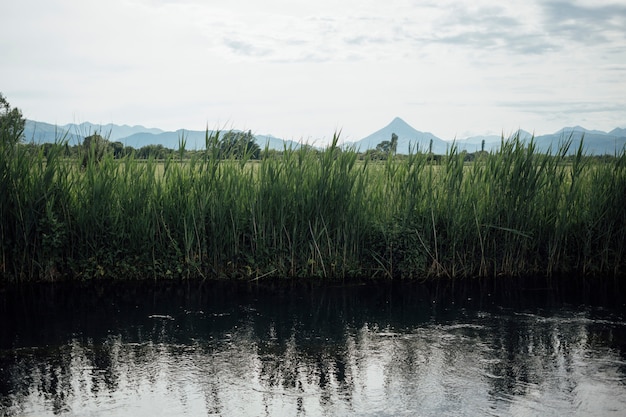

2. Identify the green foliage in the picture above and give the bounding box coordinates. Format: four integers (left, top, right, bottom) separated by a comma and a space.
111, 141, 125, 158
390, 132, 398, 155
136, 144, 171, 159
81, 133, 110, 167
0, 93, 25, 147
373, 132, 398, 159
376, 140, 392, 153
1, 118, 625, 282
216, 130, 260, 160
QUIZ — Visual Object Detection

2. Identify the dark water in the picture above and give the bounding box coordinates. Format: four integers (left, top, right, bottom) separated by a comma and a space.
1, 279, 625, 416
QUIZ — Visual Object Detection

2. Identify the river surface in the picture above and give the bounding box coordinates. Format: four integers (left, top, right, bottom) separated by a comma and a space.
1, 279, 625, 416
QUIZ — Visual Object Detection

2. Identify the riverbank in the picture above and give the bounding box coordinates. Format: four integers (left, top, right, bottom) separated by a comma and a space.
2, 133, 625, 283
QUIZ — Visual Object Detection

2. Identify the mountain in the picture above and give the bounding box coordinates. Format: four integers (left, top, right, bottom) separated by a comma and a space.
23, 120, 165, 145
454, 135, 501, 153
23, 120, 301, 151
351, 119, 541, 154
554, 126, 608, 136
22, 118, 626, 155
255, 134, 302, 151
61, 122, 164, 141
118, 130, 304, 150
533, 128, 626, 155
23, 120, 82, 145
454, 130, 533, 152
353, 119, 625, 155
351, 117, 450, 154
120, 130, 208, 149
609, 127, 626, 137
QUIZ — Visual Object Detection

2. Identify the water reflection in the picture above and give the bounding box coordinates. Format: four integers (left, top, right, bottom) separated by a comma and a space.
1, 281, 625, 416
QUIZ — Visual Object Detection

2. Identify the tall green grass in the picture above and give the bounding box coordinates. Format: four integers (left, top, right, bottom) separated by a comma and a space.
1, 130, 625, 282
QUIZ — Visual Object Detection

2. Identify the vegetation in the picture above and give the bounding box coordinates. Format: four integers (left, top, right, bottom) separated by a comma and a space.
214, 130, 261, 160
367, 132, 399, 160
1, 94, 625, 282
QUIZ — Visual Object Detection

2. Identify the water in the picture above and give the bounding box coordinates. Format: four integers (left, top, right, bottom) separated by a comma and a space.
1, 280, 625, 416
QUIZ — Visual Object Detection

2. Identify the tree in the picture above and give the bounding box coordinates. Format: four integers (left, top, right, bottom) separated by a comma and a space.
0, 93, 25, 147
81, 133, 109, 167
137, 144, 169, 159
218, 130, 260, 159
123, 145, 136, 157
374, 133, 399, 158
390, 133, 398, 155
376, 140, 391, 153
111, 141, 125, 158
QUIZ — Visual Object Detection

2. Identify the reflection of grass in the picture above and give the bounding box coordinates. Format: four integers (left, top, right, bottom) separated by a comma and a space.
1, 131, 625, 282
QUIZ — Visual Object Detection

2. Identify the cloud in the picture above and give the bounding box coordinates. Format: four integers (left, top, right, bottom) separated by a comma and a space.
498, 100, 626, 115
415, 3, 558, 55
541, 1, 626, 45
390, 1, 626, 59
191, 1, 619, 64
344, 35, 389, 46
223, 39, 273, 58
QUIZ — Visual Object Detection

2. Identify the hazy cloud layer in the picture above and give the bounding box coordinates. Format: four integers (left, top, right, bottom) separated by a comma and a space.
543, 1, 626, 44
1, 0, 624, 140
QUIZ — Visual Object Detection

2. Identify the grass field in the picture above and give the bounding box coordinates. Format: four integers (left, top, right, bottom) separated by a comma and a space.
1, 132, 625, 282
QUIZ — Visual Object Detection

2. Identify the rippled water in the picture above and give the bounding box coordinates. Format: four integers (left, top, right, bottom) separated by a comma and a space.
1, 280, 625, 416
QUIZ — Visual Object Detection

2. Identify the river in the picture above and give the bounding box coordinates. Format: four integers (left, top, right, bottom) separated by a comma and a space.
1, 279, 625, 416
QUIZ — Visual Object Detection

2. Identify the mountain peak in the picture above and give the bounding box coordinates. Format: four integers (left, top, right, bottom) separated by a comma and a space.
388, 117, 411, 128
353, 117, 448, 154
555, 126, 608, 136
609, 127, 626, 137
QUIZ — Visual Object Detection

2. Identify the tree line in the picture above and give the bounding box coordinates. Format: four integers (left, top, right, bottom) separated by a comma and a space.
12, 130, 264, 162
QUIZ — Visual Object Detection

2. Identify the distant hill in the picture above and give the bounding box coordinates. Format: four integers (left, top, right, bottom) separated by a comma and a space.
354, 119, 625, 156
23, 120, 165, 145
118, 130, 303, 151
533, 127, 626, 155
60, 122, 164, 141
454, 130, 533, 153
119, 130, 207, 149
609, 127, 626, 137
23, 120, 302, 151
255, 134, 303, 151
24, 120, 82, 145
22, 119, 626, 155
350, 117, 449, 154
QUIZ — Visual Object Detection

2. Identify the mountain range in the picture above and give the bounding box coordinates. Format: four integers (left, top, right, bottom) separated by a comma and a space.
22, 120, 301, 151
23, 118, 626, 156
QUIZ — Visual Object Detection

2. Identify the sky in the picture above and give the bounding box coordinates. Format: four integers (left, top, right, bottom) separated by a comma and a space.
2, 0, 625, 143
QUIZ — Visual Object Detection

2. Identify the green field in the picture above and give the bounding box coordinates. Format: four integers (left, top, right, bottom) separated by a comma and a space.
2, 128, 625, 283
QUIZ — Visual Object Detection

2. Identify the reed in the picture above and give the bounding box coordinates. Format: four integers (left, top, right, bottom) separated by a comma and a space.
1, 128, 624, 282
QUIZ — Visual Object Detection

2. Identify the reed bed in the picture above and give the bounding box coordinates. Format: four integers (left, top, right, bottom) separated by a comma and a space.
1, 132, 625, 282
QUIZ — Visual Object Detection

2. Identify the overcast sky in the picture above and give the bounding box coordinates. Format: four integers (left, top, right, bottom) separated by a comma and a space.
2, 0, 625, 143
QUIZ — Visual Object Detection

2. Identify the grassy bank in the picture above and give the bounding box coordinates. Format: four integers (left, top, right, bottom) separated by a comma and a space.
1, 131, 625, 283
